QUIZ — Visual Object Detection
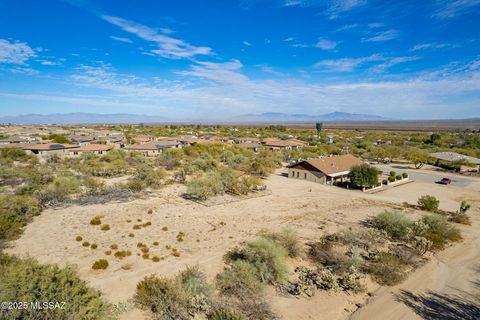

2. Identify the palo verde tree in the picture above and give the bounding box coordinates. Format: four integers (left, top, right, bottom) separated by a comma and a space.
406, 148, 430, 169
348, 164, 380, 188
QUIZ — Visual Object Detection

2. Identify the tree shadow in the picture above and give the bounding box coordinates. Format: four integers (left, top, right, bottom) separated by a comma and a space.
395, 289, 480, 320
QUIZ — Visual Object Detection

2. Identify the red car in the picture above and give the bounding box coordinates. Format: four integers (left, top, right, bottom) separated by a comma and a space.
436, 178, 452, 185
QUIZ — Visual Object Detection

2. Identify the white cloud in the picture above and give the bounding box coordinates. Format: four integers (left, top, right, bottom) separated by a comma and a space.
102, 15, 212, 59
336, 24, 358, 31
243, 41, 252, 46
314, 54, 384, 72
327, 0, 367, 18
0, 39, 36, 65
433, 0, 480, 19
362, 29, 399, 42
368, 22, 385, 28
315, 54, 418, 72
411, 42, 449, 51
315, 38, 337, 50
283, 37, 295, 42
109, 36, 133, 43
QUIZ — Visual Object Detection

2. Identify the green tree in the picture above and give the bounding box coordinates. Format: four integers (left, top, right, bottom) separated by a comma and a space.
406, 148, 430, 169
348, 164, 379, 188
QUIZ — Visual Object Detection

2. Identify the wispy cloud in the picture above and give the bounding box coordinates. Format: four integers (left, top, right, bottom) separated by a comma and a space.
327, 0, 367, 19
102, 15, 212, 59
315, 38, 337, 50
177, 60, 248, 84
336, 23, 358, 31
314, 54, 384, 72
411, 42, 449, 51
109, 36, 133, 43
0, 39, 36, 65
433, 0, 480, 19
362, 29, 399, 42
283, 37, 295, 42
315, 54, 417, 72
243, 41, 252, 46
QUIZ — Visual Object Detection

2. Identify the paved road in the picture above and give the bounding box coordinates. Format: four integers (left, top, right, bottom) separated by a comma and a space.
374, 164, 473, 188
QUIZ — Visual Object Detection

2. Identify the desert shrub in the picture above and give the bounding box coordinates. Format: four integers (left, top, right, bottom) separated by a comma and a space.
133, 166, 167, 190
133, 224, 141, 230
110, 244, 118, 250
389, 171, 396, 177
208, 308, 244, 320
348, 164, 379, 188
177, 232, 185, 242
259, 228, 302, 258
37, 176, 81, 205
129, 233, 135, 237
92, 259, 108, 270
0, 195, 41, 241
82, 241, 90, 247
339, 266, 364, 292
90, 216, 102, 225
105, 250, 112, 256
162, 226, 168, 231
417, 195, 439, 212
179, 265, 211, 298
90, 243, 98, 249
225, 238, 288, 284
143, 221, 152, 227
76, 236, 83, 241
230, 175, 261, 196
142, 253, 150, 259
448, 213, 471, 225
316, 267, 340, 291
459, 200, 471, 214
153, 241, 159, 246
152, 256, 160, 262
363, 251, 408, 286
134, 274, 191, 320
101, 224, 110, 231
370, 211, 413, 240
114, 250, 131, 259
420, 215, 462, 250
148, 209, 153, 214
216, 260, 264, 297
307, 240, 352, 273
0, 254, 113, 319
126, 179, 144, 192
186, 171, 226, 200
172, 249, 181, 257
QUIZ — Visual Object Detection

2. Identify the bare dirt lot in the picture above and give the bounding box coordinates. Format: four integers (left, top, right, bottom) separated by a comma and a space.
5, 169, 480, 320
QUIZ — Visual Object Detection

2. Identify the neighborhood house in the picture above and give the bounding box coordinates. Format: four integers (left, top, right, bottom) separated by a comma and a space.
288, 154, 364, 185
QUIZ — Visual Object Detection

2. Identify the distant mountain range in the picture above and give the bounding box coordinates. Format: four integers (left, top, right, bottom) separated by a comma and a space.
0, 113, 169, 125
231, 112, 389, 122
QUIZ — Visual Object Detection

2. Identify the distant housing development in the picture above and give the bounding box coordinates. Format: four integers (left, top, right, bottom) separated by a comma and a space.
288, 154, 364, 185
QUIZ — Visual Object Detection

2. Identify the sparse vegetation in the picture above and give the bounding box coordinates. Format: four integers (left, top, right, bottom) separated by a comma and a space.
101, 224, 110, 231
75, 235, 83, 241
92, 259, 109, 270
417, 195, 440, 212
90, 216, 102, 225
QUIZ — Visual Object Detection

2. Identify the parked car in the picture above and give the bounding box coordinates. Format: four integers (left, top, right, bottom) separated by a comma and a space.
436, 178, 452, 185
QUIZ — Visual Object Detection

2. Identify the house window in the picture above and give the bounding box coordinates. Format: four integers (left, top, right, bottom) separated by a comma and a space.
73, 152, 78, 155
304, 173, 307, 179
296, 172, 299, 178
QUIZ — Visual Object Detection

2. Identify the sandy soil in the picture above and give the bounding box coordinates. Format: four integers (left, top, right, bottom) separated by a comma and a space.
5, 169, 480, 320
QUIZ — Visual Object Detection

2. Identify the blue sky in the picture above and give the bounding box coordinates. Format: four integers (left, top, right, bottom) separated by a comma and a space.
0, 0, 479, 120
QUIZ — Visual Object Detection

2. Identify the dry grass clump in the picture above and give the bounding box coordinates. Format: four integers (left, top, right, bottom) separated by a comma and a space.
162, 226, 168, 231
75, 236, 83, 241
142, 253, 150, 259
142, 221, 152, 228
153, 241, 159, 246
82, 241, 90, 247
90, 216, 102, 226
147, 209, 153, 214
101, 224, 110, 231
114, 250, 132, 259
259, 228, 302, 258
110, 244, 118, 250
133, 224, 141, 230
151, 256, 160, 262
176, 232, 185, 242
104, 250, 112, 256
90, 243, 98, 249
171, 248, 181, 257
129, 233, 135, 237
126, 219, 132, 223
92, 259, 109, 270
141, 247, 149, 254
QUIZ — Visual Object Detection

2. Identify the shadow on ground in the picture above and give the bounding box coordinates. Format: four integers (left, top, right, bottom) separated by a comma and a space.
395, 288, 480, 320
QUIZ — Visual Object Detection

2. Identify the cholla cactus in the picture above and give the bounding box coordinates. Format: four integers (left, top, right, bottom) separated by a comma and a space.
315, 268, 340, 291
412, 220, 428, 237
413, 236, 432, 255
459, 201, 471, 214
340, 266, 364, 292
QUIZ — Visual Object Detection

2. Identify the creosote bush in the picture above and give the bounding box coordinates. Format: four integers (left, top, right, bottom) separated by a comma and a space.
0, 254, 113, 319
75, 235, 82, 241
417, 195, 440, 212
82, 241, 90, 247
259, 228, 302, 258
90, 243, 98, 249
101, 224, 110, 231
90, 216, 102, 225
92, 259, 109, 270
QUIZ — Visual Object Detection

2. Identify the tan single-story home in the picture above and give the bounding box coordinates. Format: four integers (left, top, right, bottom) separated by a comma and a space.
288, 154, 364, 184
124, 141, 182, 156
430, 152, 480, 172
22, 144, 80, 157
68, 144, 112, 156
